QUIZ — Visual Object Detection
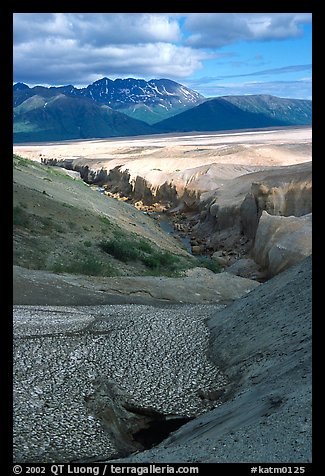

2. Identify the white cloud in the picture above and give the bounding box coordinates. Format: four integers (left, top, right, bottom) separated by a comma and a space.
13, 13, 207, 85
13, 13, 181, 46
184, 13, 312, 48
12, 12, 312, 97
13, 13, 73, 44
14, 38, 208, 86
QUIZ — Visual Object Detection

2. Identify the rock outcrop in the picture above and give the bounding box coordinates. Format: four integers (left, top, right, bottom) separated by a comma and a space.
226, 258, 266, 280
252, 211, 312, 277
83, 380, 192, 458
191, 161, 312, 276
240, 167, 312, 240
200, 161, 312, 245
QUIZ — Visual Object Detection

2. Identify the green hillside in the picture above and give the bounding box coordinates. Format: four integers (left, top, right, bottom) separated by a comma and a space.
13, 95, 154, 143
13, 155, 211, 277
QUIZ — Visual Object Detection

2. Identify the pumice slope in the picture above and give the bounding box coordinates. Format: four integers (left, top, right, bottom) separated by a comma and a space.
111, 255, 312, 463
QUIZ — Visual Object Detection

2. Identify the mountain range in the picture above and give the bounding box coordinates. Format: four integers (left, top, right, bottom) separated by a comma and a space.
13, 78, 312, 143
155, 94, 312, 133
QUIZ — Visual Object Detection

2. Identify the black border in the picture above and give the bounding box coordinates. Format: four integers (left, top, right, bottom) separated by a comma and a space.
6, 2, 318, 472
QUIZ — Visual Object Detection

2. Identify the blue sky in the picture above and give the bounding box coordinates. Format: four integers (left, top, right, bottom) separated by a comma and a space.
13, 13, 312, 99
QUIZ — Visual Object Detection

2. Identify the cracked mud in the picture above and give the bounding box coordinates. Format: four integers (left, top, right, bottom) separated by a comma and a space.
13, 303, 227, 463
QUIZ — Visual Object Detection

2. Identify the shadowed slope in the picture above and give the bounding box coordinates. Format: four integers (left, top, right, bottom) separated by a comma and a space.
111, 256, 312, 463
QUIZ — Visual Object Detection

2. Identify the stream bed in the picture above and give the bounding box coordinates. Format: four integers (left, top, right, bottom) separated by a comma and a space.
150, 213, 193, 254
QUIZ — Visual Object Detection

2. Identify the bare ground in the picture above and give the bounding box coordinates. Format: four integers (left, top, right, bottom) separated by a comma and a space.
13, 127, 312, 192
12, 127, 312, 463
109, 256, 312, 463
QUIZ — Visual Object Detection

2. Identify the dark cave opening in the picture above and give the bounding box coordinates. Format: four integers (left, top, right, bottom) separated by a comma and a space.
132, 416, 193, 449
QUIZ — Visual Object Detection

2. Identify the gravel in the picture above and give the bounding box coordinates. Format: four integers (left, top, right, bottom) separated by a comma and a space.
13, 303, 226, 463
111, 256, 312, 463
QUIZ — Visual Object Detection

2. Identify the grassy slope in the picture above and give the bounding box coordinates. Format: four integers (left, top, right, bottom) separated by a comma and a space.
13, 95, 154, 143
13, 155, 216, 277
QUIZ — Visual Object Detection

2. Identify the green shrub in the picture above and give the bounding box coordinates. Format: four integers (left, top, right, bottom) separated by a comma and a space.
84, 240, 92, 247
142, 251, 179, 271
137, 239, 154, 253
142, 254, 161, 269
39, 216, 52, 229
196, 256, 220, 273
99, 233, 182, 275
13, 206, 30, 227
50, 256, 115, 276
53, 223, 65, 233
99, 239, 140, 262
70, 258, 103, 275
99, 216, 111, 226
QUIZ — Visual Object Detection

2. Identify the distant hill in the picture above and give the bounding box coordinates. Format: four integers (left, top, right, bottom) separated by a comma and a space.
155, 95, 312, 133
13, 94, 154, 143
13, 82, 30, 91
222, 94, 312, 125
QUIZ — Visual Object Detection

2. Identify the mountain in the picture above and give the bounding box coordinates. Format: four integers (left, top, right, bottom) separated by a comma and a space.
13, 82, 29, 91
14, 85, 61, 108
13, 78, 312, 143
222, 94, 312, 125
74, 77, 205, 124
13, 78, 205, 125
155, 95, 312, 133
13, 94, 154, 143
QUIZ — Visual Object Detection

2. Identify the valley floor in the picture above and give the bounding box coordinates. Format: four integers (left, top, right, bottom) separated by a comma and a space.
13, 126, 311, 169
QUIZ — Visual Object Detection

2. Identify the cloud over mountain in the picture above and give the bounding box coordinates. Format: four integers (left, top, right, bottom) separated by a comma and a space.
13, 13, 311, 92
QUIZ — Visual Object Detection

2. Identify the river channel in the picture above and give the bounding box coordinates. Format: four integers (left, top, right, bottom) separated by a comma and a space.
150, 213, 193, 254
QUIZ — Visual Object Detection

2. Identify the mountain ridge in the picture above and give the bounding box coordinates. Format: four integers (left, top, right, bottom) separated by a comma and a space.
13, 77, 205, 124
13, 77, 312, 143
13, 93, 154, 143
155, 95, 312, 133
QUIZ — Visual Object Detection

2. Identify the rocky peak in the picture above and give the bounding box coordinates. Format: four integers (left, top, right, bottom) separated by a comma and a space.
77, 77, 204, 109
13, 82, 30, 91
